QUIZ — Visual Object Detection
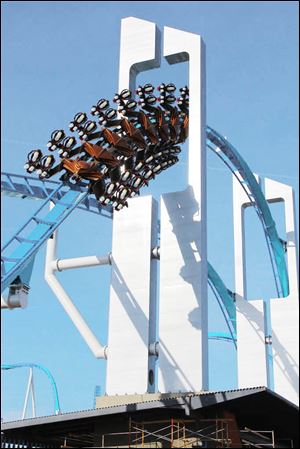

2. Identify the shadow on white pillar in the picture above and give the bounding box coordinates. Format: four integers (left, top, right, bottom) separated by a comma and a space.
158, 26, 208, 393
233, 172, 268, 388
233, 173, 299, 405
106, 196, 158, 394
264, 178, 299, 405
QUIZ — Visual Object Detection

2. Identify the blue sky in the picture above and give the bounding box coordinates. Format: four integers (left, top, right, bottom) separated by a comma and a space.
1, 1, 298, 420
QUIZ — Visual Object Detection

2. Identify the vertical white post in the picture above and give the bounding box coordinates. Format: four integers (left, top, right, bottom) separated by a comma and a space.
31, 371, 36, 418
233, 172, 251, 300
22, 368, 33, 419
118, 17, 160, 93
106, 196, 158, 394
105, 17, 161, 395
107, 18, 208, 394
158, 27, 208, 392
45, 204, 107, 359
233, 173, 299, 405
264, 178, 299, 405
233, 173, 268, 388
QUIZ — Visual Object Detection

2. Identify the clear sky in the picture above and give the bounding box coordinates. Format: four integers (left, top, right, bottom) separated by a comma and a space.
1, 1, 298, 421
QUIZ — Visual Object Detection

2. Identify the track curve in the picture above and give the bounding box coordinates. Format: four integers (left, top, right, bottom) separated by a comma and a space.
206, 126, 288, 298
1, 362, 61, 415
1, 121, 288, 335
2, 89, 288, 338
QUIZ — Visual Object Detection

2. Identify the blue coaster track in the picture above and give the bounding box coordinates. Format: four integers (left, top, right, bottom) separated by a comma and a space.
1, 127, 289, 343
1, 362, 61, 416
207, 126, 288, 299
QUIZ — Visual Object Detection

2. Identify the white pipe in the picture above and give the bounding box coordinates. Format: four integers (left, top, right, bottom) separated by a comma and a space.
31, 372, 36, 418
22, 368, 33, 419
55, 254, 111, 271
46, 271, 107, 358
44, 205, 107, 359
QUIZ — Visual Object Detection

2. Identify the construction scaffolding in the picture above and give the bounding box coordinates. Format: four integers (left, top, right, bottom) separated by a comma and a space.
98, 417, 294, 448
1, 418, 295, 448
101, 417, 233, 448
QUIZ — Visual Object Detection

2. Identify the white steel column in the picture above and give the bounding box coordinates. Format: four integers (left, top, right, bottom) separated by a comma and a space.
118, 17, 160, 93
106, 196, 158, 394
235, 298, 268, 388
105, 17, 161, 395
233, 173, 268, 388
45, 204, 106, 359
158, 28, 208, 392
264, 178, 299, 405
22, 368, 36, 419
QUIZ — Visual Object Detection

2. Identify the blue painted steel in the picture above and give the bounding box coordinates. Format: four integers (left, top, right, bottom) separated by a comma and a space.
1, 124, 288, 337
208, 278, 237, 348
1, 187, 88, 292
1, 363, 61, 415
208, 262, 236, 333
0, 175, 238, 337
208, 331, 237, 342
206, 126, 289, 298
1, 172, 113, 217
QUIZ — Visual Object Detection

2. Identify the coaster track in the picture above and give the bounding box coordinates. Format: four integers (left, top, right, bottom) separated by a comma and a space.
1, 84, 288, 342
1, 362, 61, 416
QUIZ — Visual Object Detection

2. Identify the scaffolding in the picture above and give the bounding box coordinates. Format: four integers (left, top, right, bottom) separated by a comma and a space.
1, 420, 295, 448
98, 417, 295, 448
101, 417, 233, 448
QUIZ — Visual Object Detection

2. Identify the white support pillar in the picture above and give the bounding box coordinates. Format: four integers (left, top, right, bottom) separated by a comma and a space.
158, 27, 208, 392
233, 173, 299, 405
45, 204, 107, 359
106, 196, 158, 394
118, 16, 160, 93
108, 17, 208, 394
264, 178, 299, 405
233, 171, 253, 300
22, 368, 35, 419
235, 298, 268, 388
233, 173, 268, 388
105, 17, 161, 395
31, 371, 36, 418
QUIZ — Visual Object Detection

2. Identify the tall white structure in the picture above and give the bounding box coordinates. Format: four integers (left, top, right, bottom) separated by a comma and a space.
37, 16, 298, 405
106, 17, 208, 394
233, 174, 299, 405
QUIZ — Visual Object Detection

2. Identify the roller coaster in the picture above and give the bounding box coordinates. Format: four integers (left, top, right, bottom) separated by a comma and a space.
1, 83, 289, 349
1, 363, 61, 417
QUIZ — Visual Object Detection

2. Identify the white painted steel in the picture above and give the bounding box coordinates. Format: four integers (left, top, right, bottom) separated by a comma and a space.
158, 27, 208, 393
105, 17, 161, 395
232, 171, 254, 300
31, 370, 36, 418
264, 178, 299, 405
56, 254, 111, 271
163, 26, 206, 205
44, 204, 106, 359
148, 208, 159, 393
232, 172, 269, 389
233, 173, 299, 405
106, 196, 158, 395
22, 368, 35, 419
118, 17, 160, 93
236, 298, 268, 388
158, 190, 207, 392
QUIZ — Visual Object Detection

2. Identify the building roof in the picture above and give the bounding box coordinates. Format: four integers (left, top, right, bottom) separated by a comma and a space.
2, 387, 298, 447
2, 386, 268, 428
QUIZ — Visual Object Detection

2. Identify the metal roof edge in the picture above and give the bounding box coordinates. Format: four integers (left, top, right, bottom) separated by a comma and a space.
4, 386, 297, 431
